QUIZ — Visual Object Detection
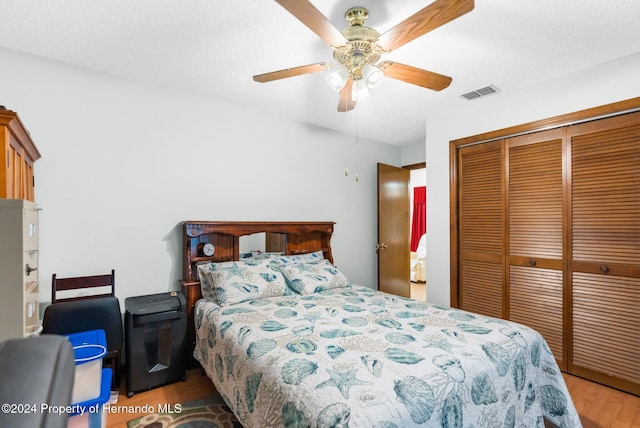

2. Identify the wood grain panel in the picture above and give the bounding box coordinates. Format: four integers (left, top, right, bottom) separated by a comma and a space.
287, 232, 324, 255
572, 272, 640, 386
508, 136, 564, 259
510, 266, 564, 367
506, 132, 566, 368
571, 119, 640, 265
459, 143, 503, 254
458, 141, 504, 317
569, 113, 640, 394
460, 260, 503, 318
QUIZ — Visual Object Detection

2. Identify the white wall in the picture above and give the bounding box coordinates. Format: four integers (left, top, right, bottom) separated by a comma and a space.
425, 52, 640, 305
0, 48, 401, 304
400, 140, 426, 166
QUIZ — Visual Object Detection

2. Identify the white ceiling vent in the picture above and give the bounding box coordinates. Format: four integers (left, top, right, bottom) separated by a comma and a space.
461, 85, 500, 100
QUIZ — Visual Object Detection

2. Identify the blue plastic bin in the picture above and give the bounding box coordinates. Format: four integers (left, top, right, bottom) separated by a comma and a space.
66, 330, 107, 404
68, 368, 111, 428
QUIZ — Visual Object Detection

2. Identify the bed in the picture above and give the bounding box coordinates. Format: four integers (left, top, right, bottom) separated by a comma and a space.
182, 221, 581, 428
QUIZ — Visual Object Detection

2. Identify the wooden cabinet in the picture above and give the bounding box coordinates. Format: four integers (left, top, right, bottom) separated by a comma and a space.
0, 199, 41, 341
0, 108, 41, 202
452, 104, 640, 395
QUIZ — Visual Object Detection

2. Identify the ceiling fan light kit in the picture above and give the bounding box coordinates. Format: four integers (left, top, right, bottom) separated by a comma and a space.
255, 0, 475, 111
327, 64, 383, 100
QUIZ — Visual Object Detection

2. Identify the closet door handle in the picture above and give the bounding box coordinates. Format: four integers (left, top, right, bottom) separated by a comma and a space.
600, 264, 609, 273
376, 243, 388, 251
528, 259, 537, 267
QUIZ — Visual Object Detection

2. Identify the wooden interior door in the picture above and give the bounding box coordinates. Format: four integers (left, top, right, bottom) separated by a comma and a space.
377, 163, 410, 297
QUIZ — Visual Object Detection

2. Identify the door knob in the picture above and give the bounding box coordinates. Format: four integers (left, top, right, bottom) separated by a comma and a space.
375, 243, 388, 251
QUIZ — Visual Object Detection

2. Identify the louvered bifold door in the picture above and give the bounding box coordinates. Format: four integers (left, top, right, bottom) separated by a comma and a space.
569, 111, 640, 395
506, 129, 566, 369
458, 141, 504, 318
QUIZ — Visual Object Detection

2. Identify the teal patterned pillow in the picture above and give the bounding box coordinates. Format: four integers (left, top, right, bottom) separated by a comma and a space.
240, 251, 284, 260
270, 250, 325, 265
197, 263, 217, 301
278, 259, 351, 295
250, 251, 284, 259
205, 259, 289, 306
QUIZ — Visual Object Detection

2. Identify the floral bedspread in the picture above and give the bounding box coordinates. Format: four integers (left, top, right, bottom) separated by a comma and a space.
194, 286, 581, 428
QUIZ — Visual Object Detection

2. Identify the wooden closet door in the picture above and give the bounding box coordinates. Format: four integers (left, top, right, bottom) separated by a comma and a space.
506, 129, 566, 369
457, 141, 504, 318
569, 112, 640, 395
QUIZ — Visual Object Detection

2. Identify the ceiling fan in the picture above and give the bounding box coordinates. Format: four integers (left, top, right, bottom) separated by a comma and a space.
253, 0, 474, 112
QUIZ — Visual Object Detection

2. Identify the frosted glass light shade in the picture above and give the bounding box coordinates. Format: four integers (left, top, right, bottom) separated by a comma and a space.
362, 64, 383, 89
352, 79, 370, 101
326, 67, 350, 92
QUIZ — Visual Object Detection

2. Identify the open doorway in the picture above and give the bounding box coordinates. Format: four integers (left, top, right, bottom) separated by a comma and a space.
407, 164, 426, 301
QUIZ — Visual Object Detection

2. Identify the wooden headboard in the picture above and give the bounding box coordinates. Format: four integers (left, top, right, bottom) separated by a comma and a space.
180, 221, 335, 364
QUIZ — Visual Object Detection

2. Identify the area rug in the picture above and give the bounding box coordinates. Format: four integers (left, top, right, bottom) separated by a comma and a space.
127, 395, 242, 428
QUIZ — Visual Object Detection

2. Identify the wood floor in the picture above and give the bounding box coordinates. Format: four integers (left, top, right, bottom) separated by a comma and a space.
104, 369, 639, 427
410, 280, 426, 300
104, 369, 218, 427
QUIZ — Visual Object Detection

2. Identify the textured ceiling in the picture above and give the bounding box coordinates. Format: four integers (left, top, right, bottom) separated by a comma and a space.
1, 0, 639, 145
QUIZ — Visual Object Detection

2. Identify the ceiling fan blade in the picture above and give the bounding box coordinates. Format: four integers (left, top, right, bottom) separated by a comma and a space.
379, 61, 452, 91
274, 0, 348, 47
253, 62, 332, 83
338, 79, 355, 112
376, 0, 474, 52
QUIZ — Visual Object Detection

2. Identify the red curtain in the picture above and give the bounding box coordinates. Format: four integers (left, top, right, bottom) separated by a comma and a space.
410, 186, 426, 251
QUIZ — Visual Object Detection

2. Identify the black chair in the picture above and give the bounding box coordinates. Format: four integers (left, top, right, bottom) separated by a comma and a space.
42, 270, 123, 389
50, 269, 116, 304
0, 335, 75, 428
